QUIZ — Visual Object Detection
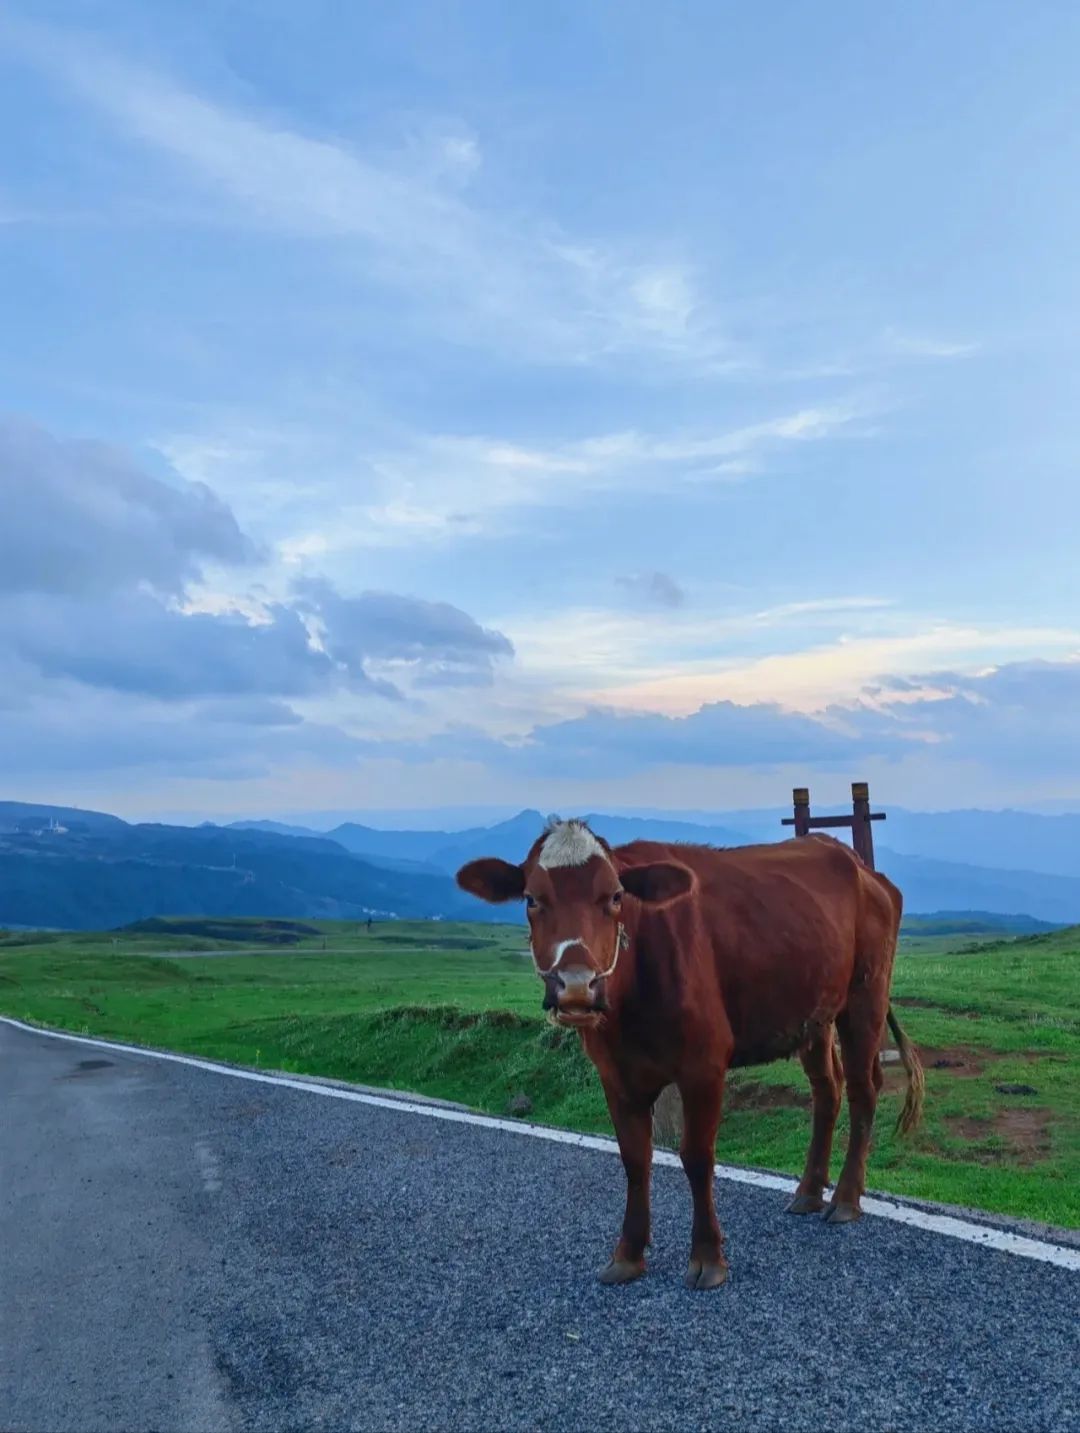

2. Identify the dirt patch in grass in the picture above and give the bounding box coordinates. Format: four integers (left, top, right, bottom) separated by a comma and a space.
999, 1109, 1052, 1161
882, 1044, 988, 1087
726, 1081, 811, 1113
945, 1108, 1053, 1166
921, 1045, 988, 1077
884, 1045, 1063, 1087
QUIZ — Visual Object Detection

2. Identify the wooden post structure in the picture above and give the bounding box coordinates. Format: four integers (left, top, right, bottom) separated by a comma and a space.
784, 781, 891, 1053
782, 780, 886, 869
850, 781, 879, 869
790, 787, 812, 838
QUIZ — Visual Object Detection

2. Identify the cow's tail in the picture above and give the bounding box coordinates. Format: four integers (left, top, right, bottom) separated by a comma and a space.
886, 1005, 925, 1136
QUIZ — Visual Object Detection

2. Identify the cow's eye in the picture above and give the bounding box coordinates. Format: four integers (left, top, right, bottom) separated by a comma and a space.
609, 890, 623, 908
525, 893, 538, 911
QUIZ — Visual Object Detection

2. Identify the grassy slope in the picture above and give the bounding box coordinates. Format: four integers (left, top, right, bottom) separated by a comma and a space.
0, 919, 1076, 1227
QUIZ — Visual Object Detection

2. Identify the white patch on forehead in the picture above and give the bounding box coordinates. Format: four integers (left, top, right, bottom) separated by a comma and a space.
537, 820, 609, 870
549, 938, 589, 969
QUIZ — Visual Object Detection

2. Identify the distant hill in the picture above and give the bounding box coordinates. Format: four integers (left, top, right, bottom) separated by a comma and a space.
327, 819, 464, 867
0, 801, 127, 835
229, 819, 327, 842
427, 810, 555, 871
900, 910, 1064, 936
229, 818, 448, 874
868, 808, 1080, 882
876, 848, 1080, 926
0, 807, 491, 931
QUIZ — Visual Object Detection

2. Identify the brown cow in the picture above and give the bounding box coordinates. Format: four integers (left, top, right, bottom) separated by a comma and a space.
457, 819, 924, 1290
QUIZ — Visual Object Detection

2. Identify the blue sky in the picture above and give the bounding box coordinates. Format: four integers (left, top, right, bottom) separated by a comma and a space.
3, 1, 1080, 821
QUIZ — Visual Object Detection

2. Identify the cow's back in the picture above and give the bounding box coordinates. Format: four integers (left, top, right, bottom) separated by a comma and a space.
615, 835, 895, 1066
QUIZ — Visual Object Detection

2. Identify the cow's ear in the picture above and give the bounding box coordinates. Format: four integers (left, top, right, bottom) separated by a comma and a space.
456, 858, 527, 904
618, 860, 694, 907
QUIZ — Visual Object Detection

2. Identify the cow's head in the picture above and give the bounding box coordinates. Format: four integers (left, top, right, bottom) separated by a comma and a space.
456, 819, 694, 1027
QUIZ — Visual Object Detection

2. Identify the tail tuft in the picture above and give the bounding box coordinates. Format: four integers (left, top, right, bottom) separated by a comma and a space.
886, 1005, 925, 1136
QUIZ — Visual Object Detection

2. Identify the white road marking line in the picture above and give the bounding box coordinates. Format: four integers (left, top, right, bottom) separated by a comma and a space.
4, 1015, 1078, 1273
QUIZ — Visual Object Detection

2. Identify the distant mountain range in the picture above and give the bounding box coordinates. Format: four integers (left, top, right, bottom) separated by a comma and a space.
231, 809, 750, 875
0, 802, 487, 931
3, 799, 1080, 931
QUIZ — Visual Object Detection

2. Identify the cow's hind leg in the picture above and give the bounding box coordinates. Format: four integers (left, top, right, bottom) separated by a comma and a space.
599, 1089, 655, 1284
786, 1028, 843, 1215
678, 1078, 728, 1290
826, 1000, 886, 1224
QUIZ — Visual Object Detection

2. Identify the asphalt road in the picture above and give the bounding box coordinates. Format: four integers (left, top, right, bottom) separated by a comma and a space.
2, 1022, 1077, 1433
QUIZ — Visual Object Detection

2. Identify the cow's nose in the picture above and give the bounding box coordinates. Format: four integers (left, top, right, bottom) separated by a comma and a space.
554, 964, 598, 1008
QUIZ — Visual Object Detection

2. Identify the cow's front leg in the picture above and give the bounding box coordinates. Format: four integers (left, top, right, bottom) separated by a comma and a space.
678, 1078, 728, 1289
599, 1087, 654, 1285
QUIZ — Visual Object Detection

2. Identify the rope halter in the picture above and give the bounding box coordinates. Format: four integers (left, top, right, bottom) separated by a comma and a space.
530, 920, 630, 981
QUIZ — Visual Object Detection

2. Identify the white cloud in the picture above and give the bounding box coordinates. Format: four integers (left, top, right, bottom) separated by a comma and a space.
390, 407, 861, 544
490, 597, 905, 705
584, 623, 1080, 715
154, 400, 866, 554
12, 21, 733, 371
879, 328, 980, 360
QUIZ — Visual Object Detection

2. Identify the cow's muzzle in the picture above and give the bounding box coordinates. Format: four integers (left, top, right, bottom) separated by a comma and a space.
541, 964, 609, 1025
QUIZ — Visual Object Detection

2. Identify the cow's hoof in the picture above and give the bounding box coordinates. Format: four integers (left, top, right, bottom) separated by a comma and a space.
786, 1192, 826, 1215
598, 1258, 645, 1285
822, 1200, 862, 1224
685, 1260, 729, 1291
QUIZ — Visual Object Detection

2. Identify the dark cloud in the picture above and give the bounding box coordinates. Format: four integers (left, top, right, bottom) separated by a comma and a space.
6, 582, 512, 703
0, 418, 255, 597
385, 697, 889, 778
4, 581, 509, 705
296, 579, 514, 689
0, 420, 513, 705
513, 701, 867, 775
616, 570, 686, 609
0, 690, 364, 780
843, 660, 1080, 774
6, 593, 348, 699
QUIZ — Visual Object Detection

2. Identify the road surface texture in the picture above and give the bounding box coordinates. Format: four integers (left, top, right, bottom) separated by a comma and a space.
2, 1020, 1077, 1433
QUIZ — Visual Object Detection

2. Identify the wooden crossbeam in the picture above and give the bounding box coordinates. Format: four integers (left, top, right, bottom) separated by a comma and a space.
786, 813, 886, 831
782, 781, 886, 869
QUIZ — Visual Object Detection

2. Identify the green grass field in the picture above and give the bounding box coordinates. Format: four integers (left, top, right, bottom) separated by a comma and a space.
1, 917, 1076, 1228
